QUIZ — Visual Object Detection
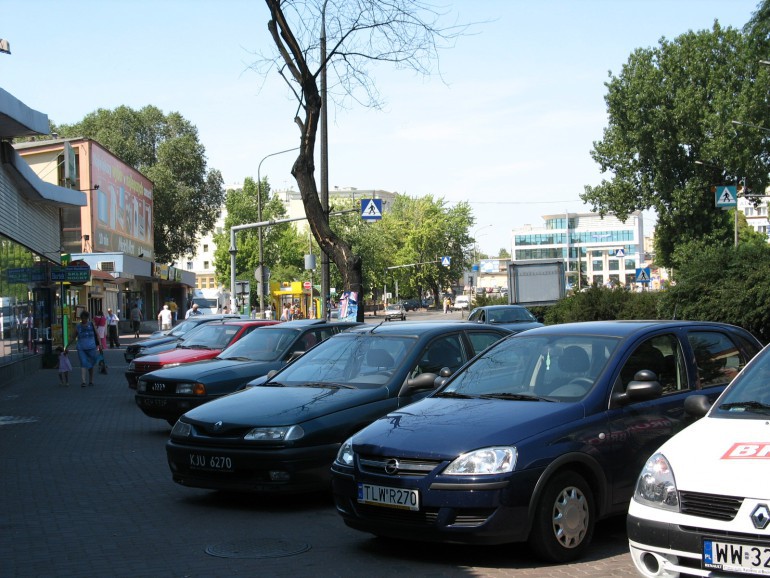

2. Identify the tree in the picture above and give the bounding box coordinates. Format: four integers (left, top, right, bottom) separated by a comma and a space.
54, 105, 225, 263
261, 0, 465, 321
582, 14, 770, 268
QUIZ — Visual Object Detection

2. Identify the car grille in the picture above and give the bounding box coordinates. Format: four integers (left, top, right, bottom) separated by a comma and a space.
358, 455, 442, 477
353, 504, 494, 528
679, 491, 743, 521
142, 380, 173, 394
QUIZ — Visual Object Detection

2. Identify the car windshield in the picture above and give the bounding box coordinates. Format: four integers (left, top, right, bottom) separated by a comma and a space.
487, 308, 537, 323
386, 305, 400, 311
218, 327, 301, 361
713, 347, 770, 416
168, 318, 206, 338
179, 323, 241, 349
441, 334, 619, 401
266, 333, 418, 388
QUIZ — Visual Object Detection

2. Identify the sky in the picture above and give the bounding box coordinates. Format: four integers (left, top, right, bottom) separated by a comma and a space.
1, 0, 761, 256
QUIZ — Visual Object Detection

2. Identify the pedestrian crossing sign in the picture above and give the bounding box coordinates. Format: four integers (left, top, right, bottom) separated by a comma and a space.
715, 186, 737, 208
361, 198, 383, 221
441, 256, 451, 267
635, 267, 651, 284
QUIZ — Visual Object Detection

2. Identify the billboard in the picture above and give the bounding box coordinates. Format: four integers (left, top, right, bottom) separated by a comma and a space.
90, 144, 154, 259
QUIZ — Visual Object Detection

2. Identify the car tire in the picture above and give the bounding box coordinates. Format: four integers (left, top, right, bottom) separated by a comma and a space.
527, 471, 595, 563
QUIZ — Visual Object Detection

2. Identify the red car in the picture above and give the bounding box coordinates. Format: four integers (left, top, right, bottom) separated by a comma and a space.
125, 319, 279, 388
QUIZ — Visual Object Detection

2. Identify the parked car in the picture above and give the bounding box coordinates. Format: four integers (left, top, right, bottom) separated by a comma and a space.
126, 320, 278, 389
165, 321, 511, 494
383, 303, 406, 321
123, 314, 241, 362
331, 320, 762, 563
397, 299, 421, 312
467, 304, 544, 334
451, 295, 471, 310
627, 342, 770, 578
135, 320, 357, 425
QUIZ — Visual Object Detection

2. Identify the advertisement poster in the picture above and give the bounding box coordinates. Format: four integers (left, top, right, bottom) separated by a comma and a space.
337, 291, 358, 322
90, 144, 154, 259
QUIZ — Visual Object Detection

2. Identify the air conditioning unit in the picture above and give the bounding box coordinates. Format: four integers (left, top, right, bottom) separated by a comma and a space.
98, 261, 115, 272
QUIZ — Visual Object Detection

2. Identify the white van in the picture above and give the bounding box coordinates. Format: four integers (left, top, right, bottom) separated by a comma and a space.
451, 295, 470, 310
627, 345, 770, 578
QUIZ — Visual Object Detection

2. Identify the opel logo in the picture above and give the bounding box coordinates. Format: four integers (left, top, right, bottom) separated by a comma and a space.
213, 421, 223, 431
384, 458, 400, 475
751, 504, 770, 530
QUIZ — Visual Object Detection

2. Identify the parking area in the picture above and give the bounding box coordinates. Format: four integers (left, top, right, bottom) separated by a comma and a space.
0, 329, 638, 577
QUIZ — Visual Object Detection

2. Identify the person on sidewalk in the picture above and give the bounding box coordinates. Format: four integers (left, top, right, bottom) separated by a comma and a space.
56, 346, 72, 386
106, 308, 120, 348
93, 310, 107, 349
185, 303, 203, 319
130, 303, 143, 338
67, 310, 101, 387
157, 304, 173, 331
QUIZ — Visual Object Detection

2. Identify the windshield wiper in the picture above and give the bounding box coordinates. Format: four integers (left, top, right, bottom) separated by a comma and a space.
478, 392, 554, 402
433, 390, 474, 399
719, 400, 770, 413
220, 356, 254, 362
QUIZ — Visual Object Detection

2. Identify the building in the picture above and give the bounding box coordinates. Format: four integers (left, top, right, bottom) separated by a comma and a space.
15, 138, 194, 326
0, 88, 85, 376
512, 211, 645, 290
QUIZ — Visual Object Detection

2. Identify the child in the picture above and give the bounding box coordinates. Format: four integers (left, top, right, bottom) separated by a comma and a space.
56, 346, 72, 386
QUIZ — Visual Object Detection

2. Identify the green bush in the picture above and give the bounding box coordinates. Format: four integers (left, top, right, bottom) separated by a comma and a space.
545, 286, 661, 325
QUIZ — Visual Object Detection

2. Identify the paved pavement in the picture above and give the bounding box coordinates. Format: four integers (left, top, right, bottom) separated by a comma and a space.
0, 325, 640, 578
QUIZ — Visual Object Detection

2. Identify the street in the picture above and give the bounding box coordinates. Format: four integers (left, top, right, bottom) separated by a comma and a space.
0, 315, 639, 577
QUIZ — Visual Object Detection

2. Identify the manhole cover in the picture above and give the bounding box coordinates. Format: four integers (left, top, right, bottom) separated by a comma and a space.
205, 539, 311, 559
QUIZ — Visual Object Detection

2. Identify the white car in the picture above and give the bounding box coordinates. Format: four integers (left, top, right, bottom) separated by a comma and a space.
451, 295, 470, 310
627, 344, 770, 578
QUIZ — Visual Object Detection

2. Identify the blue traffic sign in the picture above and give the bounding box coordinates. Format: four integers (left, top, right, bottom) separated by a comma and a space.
635, 267, 651, 284
715, 186, 737, 208
361, 198, 383, 221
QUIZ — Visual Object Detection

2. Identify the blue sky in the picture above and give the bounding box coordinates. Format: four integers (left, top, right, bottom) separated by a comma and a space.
1, 0, 761, 255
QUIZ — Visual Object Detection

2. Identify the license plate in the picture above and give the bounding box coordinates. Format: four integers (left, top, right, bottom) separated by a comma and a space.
141, 398, 167, 407
357, 482, 419, 511
188, 453, 234, 471
704, 538, 770, 575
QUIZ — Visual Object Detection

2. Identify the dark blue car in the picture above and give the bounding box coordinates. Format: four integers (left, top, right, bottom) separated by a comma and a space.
331, 320, 762, 563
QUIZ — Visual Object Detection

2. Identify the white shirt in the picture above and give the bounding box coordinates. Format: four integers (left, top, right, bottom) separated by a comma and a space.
158, 308, 173, 325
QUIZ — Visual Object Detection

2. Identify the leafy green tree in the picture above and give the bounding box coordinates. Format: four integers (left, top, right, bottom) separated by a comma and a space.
545, 286, 661, 325
54, 105, 224, 263
659, 240, 770, 342
582, 13, 770, 268
212, 177, 306, 306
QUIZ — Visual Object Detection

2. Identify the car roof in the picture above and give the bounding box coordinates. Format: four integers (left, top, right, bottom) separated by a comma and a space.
513, 320, 749, 339
344, 320, 512, 337
259, 319, 361, 330
472, 305, 529, 310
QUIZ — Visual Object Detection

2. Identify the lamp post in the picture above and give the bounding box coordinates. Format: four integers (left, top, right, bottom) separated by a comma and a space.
255, 147, 298, 314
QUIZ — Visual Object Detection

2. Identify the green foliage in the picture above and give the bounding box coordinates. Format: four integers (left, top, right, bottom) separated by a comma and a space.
659, 240, 770, 342
54, 105, 224, 263
545, 286, 661, 325
582, 14, 770, 268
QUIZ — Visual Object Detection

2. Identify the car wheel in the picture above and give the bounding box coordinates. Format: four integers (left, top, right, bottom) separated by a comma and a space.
527, 471, 595, 563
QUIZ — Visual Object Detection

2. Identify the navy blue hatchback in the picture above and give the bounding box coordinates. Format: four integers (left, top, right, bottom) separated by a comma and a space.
331, 321, 762, 563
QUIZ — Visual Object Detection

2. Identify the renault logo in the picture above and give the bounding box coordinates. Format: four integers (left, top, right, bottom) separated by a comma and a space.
384, 458, 400, 475
751, 504, 770, 530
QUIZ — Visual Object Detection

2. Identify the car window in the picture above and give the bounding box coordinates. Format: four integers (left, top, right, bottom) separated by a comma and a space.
688, 331, 748, 388
413, 334, 465, 377
467, 331, 507, 355
714, 347, 770, 413
468, 309, 483, 322
617, 334, 687, 394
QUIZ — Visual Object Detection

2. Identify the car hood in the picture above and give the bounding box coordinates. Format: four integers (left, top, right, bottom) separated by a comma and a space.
654, 416, 770, 498
183, 384, 388, 426
494, 321, 544, 332
141, 358, 282, 383
133, 348, 222, 366
133, 336, 178, 349
352, 396, 585, 459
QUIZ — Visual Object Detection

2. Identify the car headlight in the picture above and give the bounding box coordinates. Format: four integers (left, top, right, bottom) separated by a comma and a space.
633, 453, 679, 511
164, 362, 181, 369
244, 425, 304, 442
335, 437, 355, 467
175, 383, 206, 395
136, 380, 146, 392
171, 420, 192, 438
128, 361, 136, 371
443, 447, 517, 476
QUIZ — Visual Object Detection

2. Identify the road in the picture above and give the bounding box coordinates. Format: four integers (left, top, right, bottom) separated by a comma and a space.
0, 314, 640, 577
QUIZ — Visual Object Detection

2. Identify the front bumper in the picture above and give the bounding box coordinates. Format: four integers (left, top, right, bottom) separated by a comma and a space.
134, 393, 204, 421
330, 464, 539, 545
166, 439, 340, 494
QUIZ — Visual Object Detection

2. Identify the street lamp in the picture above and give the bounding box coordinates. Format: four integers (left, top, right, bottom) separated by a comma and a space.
255, 147, 298, 314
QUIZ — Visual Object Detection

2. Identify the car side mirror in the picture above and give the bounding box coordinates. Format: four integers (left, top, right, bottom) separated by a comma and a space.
266, 369, 279, 380
407, 372, 440, 391
611, 370, 663, 406
286, 350, 304, 362
684, 394, 711, 417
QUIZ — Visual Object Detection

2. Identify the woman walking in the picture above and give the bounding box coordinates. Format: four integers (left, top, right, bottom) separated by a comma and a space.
68, 311, 102, 387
